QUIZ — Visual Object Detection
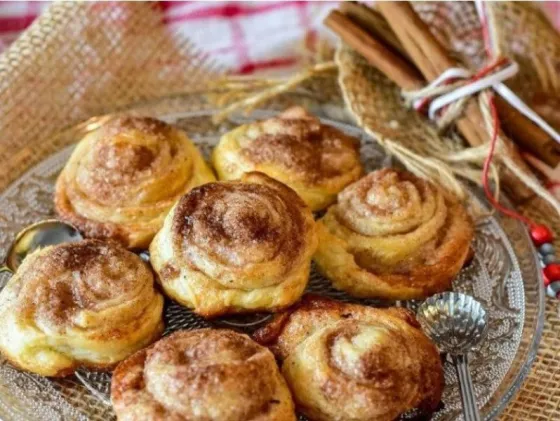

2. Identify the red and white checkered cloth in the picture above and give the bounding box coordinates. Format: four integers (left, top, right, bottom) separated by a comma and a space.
1, 1, 559, 75
162, 1, 338, 74
0, 1, 338, 75
1, 1, 560, 75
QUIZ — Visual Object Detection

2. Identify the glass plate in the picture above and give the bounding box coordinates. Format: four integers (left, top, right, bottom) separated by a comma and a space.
0, 107, 545, 421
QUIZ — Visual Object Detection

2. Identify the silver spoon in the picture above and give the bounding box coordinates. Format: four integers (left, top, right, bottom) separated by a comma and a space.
417, 292, 488, 421
0, 219, 83, 275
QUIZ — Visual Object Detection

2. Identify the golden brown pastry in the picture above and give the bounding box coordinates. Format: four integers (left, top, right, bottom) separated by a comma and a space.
111, 329, 296, 421
0, 240, 164, 377
254, 295, 444, 421
55, 116, 215, 249
149, 172, 317, 317
212, 107, 363, 211
314, 168, 474, 299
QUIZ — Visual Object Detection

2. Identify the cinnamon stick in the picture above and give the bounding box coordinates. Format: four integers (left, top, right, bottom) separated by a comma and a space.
376, 2, 490, 146
324, 11, 423, 90
327, 4, 554, 198
327, 8, 490, 156
376, 1, 534, 201
532, 93, 560, 133
339, 2, 412, 63
496, 96, 560, 167
348, 4, 559, 168
341, 3, 560, 168
369, 3, 559, 167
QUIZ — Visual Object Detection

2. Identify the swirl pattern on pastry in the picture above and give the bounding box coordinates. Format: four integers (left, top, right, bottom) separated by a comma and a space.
55, 116, 215, 248
314, 169, 474, 299
111, 329, 296, 421
149, 172, 317, 317
0, 240, 164, 377
212, 107, 362, 211
254, 295, 444, 421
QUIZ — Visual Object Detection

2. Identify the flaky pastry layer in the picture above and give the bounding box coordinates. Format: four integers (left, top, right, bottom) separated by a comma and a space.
314, 169, 474, 299
254, 295, 444, 421
111, 329, 296, 421
0, 240, 164, 377
149, 172, 318, 317
55, 116, 215, 248
212, 107, 362, 211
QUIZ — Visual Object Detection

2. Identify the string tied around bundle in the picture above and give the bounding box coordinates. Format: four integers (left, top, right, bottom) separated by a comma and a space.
401, 55, 560, 221
402, 57, 560, 146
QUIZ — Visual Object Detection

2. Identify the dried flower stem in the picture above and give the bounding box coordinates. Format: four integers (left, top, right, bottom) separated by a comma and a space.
211, 61, 337, 123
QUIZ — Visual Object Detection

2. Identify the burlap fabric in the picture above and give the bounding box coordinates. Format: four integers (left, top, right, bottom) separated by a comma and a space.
0, 1, 220, 191
0, 1, 559, 420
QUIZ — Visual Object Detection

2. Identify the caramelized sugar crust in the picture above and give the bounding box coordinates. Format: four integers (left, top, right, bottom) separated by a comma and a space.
254, 295, 444, 421
314, 169, 474, 299
55, 116, 215, 248
111, 329, 296, 421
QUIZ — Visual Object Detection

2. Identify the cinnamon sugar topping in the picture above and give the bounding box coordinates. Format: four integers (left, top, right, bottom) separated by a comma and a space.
102, 116, 173, 140
111, 329, 291, 420
242, 107, 360, 182
171, 174, 307, 269
16, 240, 153, 329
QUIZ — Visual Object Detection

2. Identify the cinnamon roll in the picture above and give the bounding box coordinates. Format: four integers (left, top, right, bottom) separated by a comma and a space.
0, 240, 164, 377
111, 329, 296, 421
55, 116, 215, 249
314, 169, 474, 299
254, 295, 444, 421
212, 107, 363, 211
149, 172, 318, 317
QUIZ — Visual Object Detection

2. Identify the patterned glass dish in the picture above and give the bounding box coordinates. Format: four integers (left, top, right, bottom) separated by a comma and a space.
0, 107, 545, 421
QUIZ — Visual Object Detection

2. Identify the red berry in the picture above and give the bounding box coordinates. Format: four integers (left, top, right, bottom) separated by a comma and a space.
543, 271, 551, 287
530, 224, 554, 246
544, 263, 560, 282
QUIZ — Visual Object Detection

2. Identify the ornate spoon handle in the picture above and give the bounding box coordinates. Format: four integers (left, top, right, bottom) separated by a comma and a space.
453, 354, 481, 421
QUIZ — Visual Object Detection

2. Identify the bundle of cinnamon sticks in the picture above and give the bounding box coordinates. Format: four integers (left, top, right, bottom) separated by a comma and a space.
325, 1, 560, 202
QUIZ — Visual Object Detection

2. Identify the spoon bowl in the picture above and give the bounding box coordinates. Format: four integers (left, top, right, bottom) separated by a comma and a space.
417, 292, 488, 354
1, 219, 83, 273
417, 292, 488, 421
